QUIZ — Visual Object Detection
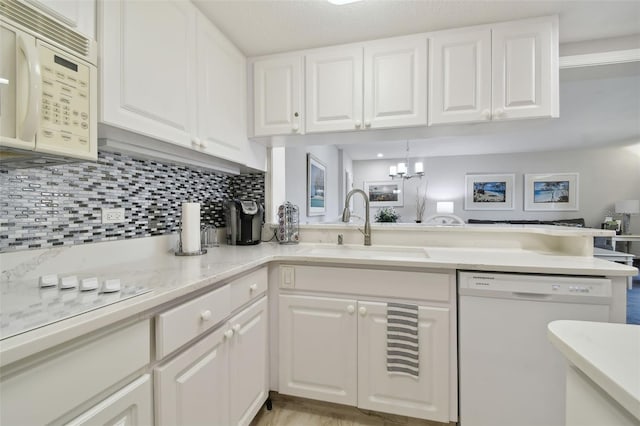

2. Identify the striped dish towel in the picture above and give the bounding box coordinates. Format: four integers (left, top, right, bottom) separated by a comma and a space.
387, 302, 419, 377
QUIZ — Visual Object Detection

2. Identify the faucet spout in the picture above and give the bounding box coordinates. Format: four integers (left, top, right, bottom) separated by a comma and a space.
342, 189, 371, 246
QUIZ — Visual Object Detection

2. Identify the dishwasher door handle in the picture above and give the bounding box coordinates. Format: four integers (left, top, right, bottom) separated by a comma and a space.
512, 292, 551, 299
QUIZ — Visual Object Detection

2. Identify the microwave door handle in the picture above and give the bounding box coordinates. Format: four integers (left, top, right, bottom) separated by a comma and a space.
17, 34, 41, 142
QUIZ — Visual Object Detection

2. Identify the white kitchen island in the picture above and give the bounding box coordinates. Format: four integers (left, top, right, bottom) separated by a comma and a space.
548, 320, 640, 426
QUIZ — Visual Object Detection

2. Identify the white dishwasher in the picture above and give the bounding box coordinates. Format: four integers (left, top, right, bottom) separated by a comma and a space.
458, 271, 612, 426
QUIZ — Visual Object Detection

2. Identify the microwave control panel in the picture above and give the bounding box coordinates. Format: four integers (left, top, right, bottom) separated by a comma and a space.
38, 43, 91, 154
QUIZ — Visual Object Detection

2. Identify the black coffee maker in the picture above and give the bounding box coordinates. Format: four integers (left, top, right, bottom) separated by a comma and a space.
224, 199, 263, 245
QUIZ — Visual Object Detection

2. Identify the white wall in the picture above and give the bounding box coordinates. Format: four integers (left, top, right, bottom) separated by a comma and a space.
284, 144, 341, 223
352, 146, 640, 251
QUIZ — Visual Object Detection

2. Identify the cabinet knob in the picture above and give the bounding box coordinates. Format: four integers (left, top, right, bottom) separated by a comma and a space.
354, 120, 362, 128
200, 139, 208, 149
494, 108, 504, 118
191, 137, 199, 146
481, 109, 491, 120
224, 329, 234, 339
347, 305, 355, 314
232, 324, 241, 333
249, 283, 258, 292
200, 310, 212, 321
358, 306, 367, 316
364, 120, 371, 128
292, 123, 299, 132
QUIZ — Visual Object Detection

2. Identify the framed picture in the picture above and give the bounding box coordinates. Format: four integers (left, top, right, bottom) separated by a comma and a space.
364, 180, 403, 207
464, 173, 515, 210
524, 173, 579, 211
307, 154, 326, 216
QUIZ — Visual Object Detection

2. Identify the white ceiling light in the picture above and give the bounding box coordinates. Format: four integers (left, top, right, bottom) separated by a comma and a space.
377, 153, 384, 158
389, 141, 424, 180
327, 0, 362, 5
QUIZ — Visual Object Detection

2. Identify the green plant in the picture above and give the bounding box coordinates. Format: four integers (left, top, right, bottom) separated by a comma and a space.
375, 207, 400, 223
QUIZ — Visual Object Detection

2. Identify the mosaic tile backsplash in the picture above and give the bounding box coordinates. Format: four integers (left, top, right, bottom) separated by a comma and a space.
0, 152, 265, 252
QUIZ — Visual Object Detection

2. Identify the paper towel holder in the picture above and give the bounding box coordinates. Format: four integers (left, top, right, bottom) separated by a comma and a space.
175, 223, 208, 256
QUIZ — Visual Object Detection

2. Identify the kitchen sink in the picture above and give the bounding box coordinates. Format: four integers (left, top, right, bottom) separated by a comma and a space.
306, 245, 428, 259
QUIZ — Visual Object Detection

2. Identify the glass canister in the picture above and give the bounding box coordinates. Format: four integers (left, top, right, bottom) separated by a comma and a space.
277, 202, 299, 244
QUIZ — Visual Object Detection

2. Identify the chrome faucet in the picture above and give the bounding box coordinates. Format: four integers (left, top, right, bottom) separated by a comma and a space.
341, 189, 371, 246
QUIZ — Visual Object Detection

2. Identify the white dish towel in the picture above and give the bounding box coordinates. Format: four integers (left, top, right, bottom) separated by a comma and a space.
386, 302, 419, 377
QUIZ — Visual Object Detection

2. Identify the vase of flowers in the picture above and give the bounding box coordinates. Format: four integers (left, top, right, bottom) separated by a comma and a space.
375, 207, 400, 223
416, 183, 427, 223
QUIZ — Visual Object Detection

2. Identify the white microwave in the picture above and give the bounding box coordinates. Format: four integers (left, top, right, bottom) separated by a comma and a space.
0, 0, 97, 168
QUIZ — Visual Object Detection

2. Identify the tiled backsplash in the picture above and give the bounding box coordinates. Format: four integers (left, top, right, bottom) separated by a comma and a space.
0, 152, 264, 252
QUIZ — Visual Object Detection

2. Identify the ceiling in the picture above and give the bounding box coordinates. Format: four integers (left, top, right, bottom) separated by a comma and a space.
194, 0, 640, 161
194, 0, 640, 57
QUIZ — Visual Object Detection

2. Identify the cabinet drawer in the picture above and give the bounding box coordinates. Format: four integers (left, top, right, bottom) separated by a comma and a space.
230, 267, 267, 312
281, 265, 452, 302
0, 320, 150, 426
156, 285, 230, 359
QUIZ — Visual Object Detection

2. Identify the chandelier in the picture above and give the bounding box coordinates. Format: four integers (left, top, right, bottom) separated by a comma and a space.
389, 141, 424, 180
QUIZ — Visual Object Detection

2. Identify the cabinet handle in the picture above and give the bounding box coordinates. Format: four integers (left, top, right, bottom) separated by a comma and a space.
224, 329, 234, 339
347, 305, 355, 314
200, 310, 212, 321
364, 120, 371, 128
249, 283, 258, 292
233, 324, 241, 333
481, 109, 491, 120
358, 306, 367, 316
494, 108, 504, 118
354, 120, 362, 128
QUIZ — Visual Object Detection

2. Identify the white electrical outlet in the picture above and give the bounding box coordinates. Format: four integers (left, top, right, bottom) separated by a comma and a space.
101, 208, 125, 224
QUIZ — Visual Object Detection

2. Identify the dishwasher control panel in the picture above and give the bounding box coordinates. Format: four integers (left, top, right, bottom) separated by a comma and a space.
458, 272, 612, 298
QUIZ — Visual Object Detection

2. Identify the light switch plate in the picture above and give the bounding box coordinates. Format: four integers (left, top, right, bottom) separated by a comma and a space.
280, 266, 295, 288
101, 207, 125, 224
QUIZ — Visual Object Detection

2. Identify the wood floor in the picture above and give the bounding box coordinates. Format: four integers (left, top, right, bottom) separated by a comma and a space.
250, 393, 452, 426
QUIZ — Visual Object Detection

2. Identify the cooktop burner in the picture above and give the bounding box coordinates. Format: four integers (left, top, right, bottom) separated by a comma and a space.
1, 276, 152, 340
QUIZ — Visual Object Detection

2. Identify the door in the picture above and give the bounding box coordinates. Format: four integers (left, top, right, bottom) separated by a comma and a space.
279, 294, 358, 405
154, 326, 230, 426
357, 301, 450, 422
364, 36, 427, 129
492, 18, 557, 120
65, 375, 153, 426
305, 46, 363, 133
195, 11, 247, 163
229, 297, 269, 426
99, 0, 195, 147
429, 28, 491, 124
33, 0, 96, 39
253, 55, 303, 136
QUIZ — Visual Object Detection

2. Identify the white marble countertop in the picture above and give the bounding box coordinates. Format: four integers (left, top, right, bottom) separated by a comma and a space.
548, 320, 640, 421
1, 239, 636, 367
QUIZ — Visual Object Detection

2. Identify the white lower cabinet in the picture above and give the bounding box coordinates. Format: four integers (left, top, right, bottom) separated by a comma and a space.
66, 375, 153, 426
279, 294, 450, 422
155, 296, 268, 426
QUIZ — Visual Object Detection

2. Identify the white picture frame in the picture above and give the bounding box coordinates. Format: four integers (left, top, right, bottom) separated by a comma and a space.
464, 173, 515, 210
364, 180, 403, 207
307, 154, 326, 216
524, 173, 579, 211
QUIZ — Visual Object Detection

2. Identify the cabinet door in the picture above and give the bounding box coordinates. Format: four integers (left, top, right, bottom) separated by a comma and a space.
364, 36, 427, 129
279, 295, 358, 405
65, 375, 153, 426
357, 301, 450, 422
195, 11, 248, 163
492, 17, 558, 120
429, 28, 491, 124
33, 0, 95, 39
99, 0, 195, 147
155, 327, 230, 426
305, 46, 363, 133
229, 297, 269, 426
253, 56, 303, 136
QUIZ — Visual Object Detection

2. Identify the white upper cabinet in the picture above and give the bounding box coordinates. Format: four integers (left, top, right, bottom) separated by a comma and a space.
429, 16, 558, 124
33, 0, 96, 39
492, 17, 558, 120
305, 46, 364, 133
99, 0, 195, 147
429, 28, 492, 124
195, 11, 248, 163
305, 38, 427, 134
253, 55, 303, 136
364, 36, 427, 129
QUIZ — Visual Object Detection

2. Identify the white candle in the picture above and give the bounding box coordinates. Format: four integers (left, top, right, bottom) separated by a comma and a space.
397, 162, 407, 175
181, 202, 201, 253
414, 162, 424, 174
389, 166, 397, 176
